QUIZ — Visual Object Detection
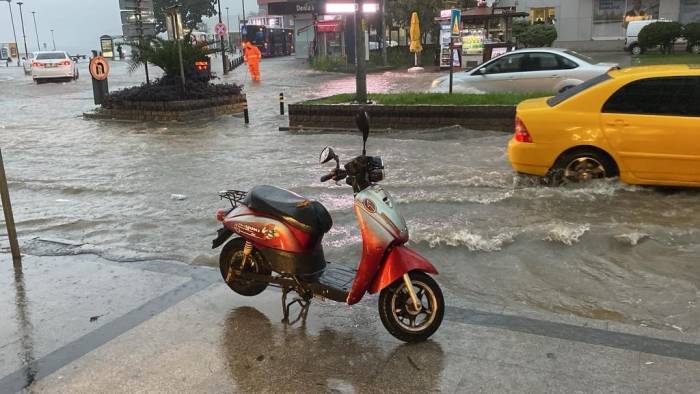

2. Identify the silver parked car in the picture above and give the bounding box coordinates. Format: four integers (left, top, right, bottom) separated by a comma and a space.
431, 48, 619, 94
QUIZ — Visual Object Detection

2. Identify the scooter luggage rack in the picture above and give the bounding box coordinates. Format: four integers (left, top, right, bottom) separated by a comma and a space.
219, 190, 247, 209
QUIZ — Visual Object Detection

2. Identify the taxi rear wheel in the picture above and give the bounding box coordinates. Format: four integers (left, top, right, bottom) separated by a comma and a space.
548, 150, 618, 185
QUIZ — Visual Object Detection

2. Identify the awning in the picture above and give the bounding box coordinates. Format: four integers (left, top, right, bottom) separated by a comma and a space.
317, 20, 343, 33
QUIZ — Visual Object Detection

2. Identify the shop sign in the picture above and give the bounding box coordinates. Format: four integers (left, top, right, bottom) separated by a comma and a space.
268, 1, 317, 15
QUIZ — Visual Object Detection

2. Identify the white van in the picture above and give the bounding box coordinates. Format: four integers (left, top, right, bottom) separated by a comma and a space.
624, 19, 688, 55
624, 20, 658, 55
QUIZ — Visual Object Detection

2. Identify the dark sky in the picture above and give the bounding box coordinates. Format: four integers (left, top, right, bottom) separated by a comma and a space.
1, 0, 258, 55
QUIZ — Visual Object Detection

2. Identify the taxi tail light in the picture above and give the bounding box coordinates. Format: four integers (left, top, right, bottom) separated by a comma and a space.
32, 61, 43, 67
514, 117, 533, 143
59, 60, 71, 66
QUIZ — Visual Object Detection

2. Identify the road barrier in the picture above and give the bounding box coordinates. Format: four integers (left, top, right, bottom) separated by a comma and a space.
229, 55, 244, 71
243, 100, 250, 124
0, 149, 21, 263
279, 93, 285, 116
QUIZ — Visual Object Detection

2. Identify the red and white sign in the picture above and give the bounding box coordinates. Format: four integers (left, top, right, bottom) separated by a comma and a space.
214, 22, 228, 37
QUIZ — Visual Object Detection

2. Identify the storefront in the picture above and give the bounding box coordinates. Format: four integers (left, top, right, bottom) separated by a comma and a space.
495, 0, 700, 49
259, 0, 318, 59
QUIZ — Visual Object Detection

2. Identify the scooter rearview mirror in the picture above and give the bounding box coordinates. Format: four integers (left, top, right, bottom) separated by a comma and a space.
320, 146, 336, 164
355, 109, 370, 155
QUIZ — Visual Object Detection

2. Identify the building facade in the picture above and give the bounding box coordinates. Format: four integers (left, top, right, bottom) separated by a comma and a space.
497, 0, 700, 50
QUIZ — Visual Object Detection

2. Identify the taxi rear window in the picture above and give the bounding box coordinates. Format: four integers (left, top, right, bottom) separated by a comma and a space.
547, 73, 612, 106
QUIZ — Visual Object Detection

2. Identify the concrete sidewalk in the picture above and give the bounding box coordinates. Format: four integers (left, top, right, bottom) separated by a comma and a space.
1, 252, 699, 393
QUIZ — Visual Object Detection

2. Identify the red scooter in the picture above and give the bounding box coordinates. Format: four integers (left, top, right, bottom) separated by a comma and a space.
212, 111, 444, 342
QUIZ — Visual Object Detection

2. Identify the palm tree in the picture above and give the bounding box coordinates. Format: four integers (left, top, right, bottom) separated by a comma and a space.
128, 36, 214, 85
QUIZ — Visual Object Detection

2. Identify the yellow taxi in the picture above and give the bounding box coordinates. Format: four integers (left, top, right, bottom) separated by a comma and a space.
507, 65, 700, 186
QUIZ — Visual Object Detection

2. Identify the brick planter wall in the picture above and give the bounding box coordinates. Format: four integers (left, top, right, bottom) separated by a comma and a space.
84, 95, 246, 122
288, 103, 516, 132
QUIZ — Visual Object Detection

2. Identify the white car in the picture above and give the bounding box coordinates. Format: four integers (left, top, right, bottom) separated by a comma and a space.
31, 51, 79, 83
431, 48, 618, 94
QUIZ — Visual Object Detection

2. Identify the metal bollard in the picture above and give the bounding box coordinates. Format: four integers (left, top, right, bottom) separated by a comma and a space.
0, 149, 21, 263
243, 100, 250, 124
279, 93, 285, 116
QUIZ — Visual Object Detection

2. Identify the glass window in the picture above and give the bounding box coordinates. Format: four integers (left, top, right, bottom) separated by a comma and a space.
482, 53, 527, 74
36, 52, 67, 60
557, 55, 579, 69
547, 73, 612, 106
602, 77, 700, 117
525, 52, 561, 71
530, 7, 556, 24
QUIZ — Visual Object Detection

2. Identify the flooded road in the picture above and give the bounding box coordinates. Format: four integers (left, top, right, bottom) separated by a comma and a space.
1, 56, 698, 335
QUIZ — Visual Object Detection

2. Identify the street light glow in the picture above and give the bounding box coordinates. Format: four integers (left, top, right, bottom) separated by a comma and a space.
325, 3, 378, 14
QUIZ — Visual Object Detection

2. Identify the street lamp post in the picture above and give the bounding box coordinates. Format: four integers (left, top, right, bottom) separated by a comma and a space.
226, 6, 230, 31
16, 2, 29, 61
50, 29, 55, 50
31, 11, 39, 51
354, 0, 367, 104
241, 0, 246, 26
4, 0, 20, 66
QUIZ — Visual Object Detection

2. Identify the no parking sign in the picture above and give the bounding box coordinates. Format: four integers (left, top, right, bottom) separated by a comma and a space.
214, 22, 228, 38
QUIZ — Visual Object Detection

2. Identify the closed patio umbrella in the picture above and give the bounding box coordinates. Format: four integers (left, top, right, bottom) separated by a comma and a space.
409, 12, 423, 71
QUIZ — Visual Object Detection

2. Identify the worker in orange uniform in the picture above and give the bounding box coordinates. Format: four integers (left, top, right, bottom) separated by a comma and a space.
243, 41, 262, 82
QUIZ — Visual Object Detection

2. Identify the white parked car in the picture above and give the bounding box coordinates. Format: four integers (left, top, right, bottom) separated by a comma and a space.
431, 48, 619, 94
31, 51, 79, 83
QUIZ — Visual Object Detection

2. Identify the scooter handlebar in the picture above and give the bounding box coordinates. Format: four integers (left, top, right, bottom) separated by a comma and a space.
320, 169, 348, 183
320, 173, 335, 182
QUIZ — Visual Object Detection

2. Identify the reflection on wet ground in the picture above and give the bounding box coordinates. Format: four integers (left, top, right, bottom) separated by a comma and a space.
222, 306, 446, 393
0, 54, 698, 337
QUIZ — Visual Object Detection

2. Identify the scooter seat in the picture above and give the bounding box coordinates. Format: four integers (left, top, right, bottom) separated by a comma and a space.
244, 185, 332, 235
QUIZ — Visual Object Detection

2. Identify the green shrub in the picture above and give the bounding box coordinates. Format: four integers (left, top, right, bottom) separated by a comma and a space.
638, 21, 683, 54
684, 22, 700, 50
309, 55, 348, 72
517, 24, 557, 48
102, 80, 242, 106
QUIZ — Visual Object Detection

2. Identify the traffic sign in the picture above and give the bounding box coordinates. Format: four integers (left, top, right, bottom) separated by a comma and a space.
89, 56, 110, 81
214, 22, 228, 38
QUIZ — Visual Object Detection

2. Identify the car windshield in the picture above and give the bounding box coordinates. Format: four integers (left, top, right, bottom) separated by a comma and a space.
546, 73, 612, 106
564, 50, 595, 64
36, 52, 67, 60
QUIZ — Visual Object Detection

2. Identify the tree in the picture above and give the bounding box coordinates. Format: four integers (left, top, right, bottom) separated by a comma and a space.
517, 24, 557, 47
153, 0, 217, 33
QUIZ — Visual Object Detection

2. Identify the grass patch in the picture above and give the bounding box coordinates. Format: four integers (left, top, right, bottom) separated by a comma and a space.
303, 92, 549, 106
633, 53, 700, 65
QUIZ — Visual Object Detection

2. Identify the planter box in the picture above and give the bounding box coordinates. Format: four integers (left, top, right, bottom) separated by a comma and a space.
288, 103, 516, 132
84, 94, 247, 122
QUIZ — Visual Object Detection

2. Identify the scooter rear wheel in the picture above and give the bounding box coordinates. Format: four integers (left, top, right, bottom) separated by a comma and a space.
378, 271, 444, 342
219, 238, 271, 296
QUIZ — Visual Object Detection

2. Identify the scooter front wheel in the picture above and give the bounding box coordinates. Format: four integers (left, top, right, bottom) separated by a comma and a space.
378, 271, 444, 342
219, 238, 271, 296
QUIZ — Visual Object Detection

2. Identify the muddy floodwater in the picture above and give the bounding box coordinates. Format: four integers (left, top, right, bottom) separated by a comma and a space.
1, 57, 699, 335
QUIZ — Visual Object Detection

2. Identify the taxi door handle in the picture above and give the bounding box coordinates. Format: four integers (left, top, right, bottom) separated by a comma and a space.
606, 119, 629, 127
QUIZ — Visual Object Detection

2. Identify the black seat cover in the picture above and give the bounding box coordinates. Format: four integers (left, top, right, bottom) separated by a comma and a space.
244, 185, 332, 235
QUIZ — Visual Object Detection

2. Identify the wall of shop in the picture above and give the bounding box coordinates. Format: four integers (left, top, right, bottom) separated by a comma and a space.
511, 0, 697, 47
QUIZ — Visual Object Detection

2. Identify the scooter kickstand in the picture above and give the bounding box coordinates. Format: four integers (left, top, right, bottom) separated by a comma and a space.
281, 287, 311, 325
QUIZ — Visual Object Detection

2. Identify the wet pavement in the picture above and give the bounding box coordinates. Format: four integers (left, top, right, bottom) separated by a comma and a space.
1, 53, 699, 392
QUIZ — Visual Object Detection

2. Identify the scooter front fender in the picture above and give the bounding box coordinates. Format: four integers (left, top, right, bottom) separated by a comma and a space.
368, 246, 438, 295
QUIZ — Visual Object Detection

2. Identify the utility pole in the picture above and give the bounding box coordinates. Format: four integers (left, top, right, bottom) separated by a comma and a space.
16, 2, 28, 60
4, 1, 20, 66
226, 6, 230, 30
135, 0, 150, 84
218, 0, 227, 75
31, 11, 39, 51
241, 0, 246, 26
354, 0, 367, 104
50, 29, 55, 50
0, 149, 21, 264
